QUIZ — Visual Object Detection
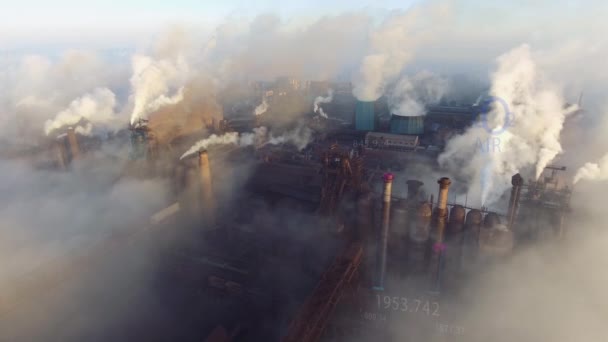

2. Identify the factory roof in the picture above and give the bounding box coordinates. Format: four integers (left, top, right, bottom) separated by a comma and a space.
426, 105, 477, 115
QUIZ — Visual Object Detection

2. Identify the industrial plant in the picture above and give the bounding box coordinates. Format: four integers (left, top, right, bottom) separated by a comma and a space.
0, 74, 576, 342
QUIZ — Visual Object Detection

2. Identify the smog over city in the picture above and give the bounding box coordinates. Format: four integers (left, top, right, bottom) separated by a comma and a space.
1, 1, 607, 341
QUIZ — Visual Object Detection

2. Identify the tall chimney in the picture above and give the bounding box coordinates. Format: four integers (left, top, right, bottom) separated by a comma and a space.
434, 177, 452, 242
430, 177, 451, 292
406, 180, 423, 200
67, 127, 80, 161
374, 173, 393, 290
507, 173, 524, 230
198, 150, 215, 224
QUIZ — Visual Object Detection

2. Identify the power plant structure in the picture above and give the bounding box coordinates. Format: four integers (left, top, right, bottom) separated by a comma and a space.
9, 77, 575, 342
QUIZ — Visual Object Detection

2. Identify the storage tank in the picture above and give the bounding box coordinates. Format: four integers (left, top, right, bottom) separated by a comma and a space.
479, 224, 514, 259
355, 101, 376, 131
483, 212, 501, 229
447, 205, 466, 234
444, 205, 467, 281
390, 114, 424, 135
461, 209, 483, 271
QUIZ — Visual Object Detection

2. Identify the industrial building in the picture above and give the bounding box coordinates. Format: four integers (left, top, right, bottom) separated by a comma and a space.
3, 77, 573, 342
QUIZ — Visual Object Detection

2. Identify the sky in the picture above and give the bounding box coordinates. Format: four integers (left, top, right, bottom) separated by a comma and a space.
0, 0, 416, 47
0, 0, 413, 31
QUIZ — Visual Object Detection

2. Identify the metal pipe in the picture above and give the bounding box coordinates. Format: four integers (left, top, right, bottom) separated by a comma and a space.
67, 127, 80, 161
374, 172, 393, 291
430, 177, 451, 293
406, 180, 424, 203
198, 150, 215, 223
507, 173, 524, 230
435, 177, 452, 242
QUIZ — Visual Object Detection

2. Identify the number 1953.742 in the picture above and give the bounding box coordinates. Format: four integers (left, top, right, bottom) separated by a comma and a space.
376, 295, 440, 317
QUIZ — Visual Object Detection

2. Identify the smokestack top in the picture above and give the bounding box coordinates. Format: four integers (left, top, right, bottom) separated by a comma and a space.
511, 173, 524, 186
407, 179, 423, 187
438, 177, 451, 188
383, 173, 394, 182
198, 149, 208, 156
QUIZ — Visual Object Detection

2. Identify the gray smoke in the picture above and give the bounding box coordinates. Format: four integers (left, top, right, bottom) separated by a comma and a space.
389, 71, 448, 116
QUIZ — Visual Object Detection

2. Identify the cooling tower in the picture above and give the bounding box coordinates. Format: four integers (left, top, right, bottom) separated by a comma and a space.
355, 101, 375, 131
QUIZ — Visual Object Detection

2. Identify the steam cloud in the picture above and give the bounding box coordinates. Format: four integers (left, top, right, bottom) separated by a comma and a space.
352, 3, 447, 101
180, 125, 311, 160
439, 45, 578, 205
389, 71, 448, 116
3, 3, 608, 340
313, 89, 334, 118
129, 54, 188, 125
44, 88, 120, 136
573, 153, 608, 184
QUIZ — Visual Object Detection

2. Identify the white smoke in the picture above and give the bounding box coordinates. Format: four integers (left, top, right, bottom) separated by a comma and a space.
180, 127, 268, 160
0, 51, 125, 142
44, 88, 119, 136
389, 71, 448, 116
266, 125, 313, 151
573, 153, 608, 184
180, 132, 238, 160
129, 54, 188, 125
254, 97, 268, 116
351, 4, 447, 101
439, 45, 578, 205
313, 89, 334, 119
180, 125, 312, 160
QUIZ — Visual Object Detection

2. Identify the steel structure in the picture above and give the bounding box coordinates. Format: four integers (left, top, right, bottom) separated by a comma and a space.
282, 243, 363, 342
318, 145, 358, 216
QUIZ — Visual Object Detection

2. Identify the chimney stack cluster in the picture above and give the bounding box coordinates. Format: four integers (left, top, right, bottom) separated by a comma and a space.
369, 173, 520, 293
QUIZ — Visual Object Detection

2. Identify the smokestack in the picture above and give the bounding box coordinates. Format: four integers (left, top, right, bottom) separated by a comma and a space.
406, 180, 424, 203
461, 209, 483, 272
430, 177, 451, 292
374, 173, 393, 290
67, 127, 80, 161
433, 177, 452, 242
198, 150, 215, 224
507, 173, 524, 230
407, 202, 432, 274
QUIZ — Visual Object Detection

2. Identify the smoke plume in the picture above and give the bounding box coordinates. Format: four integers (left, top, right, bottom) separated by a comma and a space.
266, 125, 313, 151
573, 153, 608, 184
389, 71, 448, 116
313, 89, 334, 119
352, 3, 448, 101
0, 51, 126, 143
181, 125, 312, 160
129, 54, 188, 125
254, 97, 269, 116
439, 44, 578, 205
44, 87, 120, 136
